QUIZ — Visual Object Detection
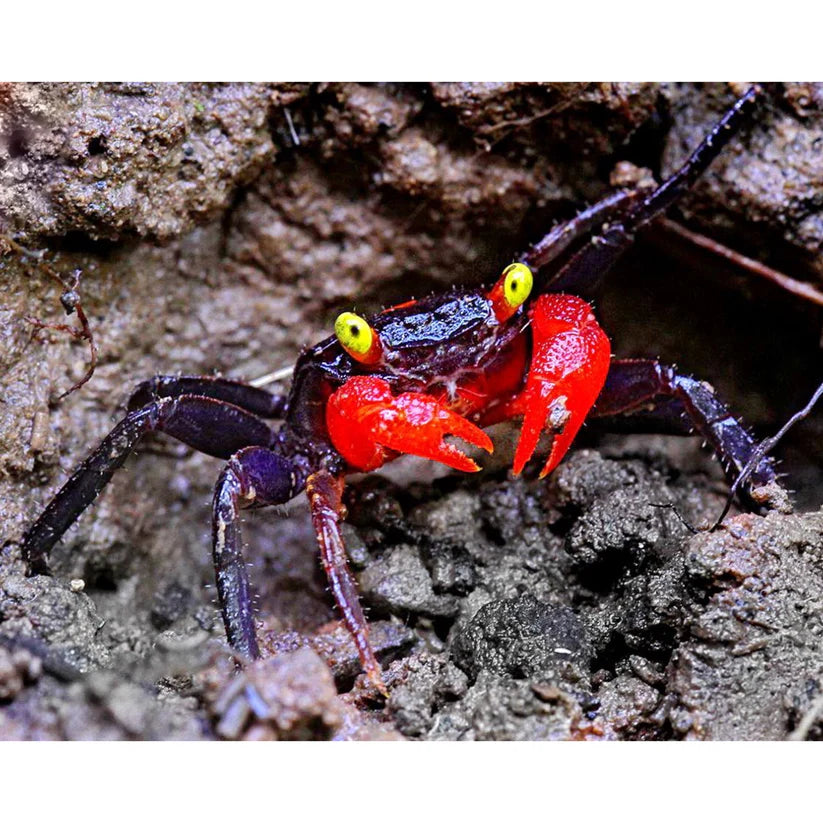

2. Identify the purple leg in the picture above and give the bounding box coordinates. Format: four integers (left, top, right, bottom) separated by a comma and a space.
128, 375, 287, 419
523, 87, 761, 295
591, 358, 778, 503
520, 189, 642, 273
212, 446, 298, 659
22, 395, 275, 574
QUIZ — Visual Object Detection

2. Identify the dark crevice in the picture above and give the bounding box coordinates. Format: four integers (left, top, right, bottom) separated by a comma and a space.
87, 135, 107, 156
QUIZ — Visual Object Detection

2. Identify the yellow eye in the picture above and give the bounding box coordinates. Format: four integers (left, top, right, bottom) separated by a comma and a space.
502, 263, 533, 310
334, 311, 382, 364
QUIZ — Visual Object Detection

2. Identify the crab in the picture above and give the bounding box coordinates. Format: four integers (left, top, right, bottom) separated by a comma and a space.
21, 86, 779, 695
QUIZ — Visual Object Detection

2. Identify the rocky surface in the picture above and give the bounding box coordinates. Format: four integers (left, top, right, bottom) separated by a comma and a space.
2, 82, 823, 740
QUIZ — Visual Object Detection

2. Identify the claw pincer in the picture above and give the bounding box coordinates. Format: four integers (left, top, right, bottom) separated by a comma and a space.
511, 294, 611, 477
326, 376, 493, 473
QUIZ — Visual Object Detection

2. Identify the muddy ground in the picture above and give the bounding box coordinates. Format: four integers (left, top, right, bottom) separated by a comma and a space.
1, 82, 823, 740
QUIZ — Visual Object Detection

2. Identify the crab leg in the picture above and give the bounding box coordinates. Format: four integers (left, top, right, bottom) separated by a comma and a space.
507, 294, 611, 477
326, 376, 493, 473
590, 358, 779, 501
22, 394, 276, 575
306, 470, 386, 694
533, 86, 761, 295
520, 188, 642, 274
128, 374, 288, 419
212, 447, 298, 659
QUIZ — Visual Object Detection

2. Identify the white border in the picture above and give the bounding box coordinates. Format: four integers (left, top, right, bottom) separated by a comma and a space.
1, 2, 821, 80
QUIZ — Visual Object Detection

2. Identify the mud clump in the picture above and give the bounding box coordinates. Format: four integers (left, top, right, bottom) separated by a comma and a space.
0, 644, 41, 702
451, 597, 592, 683
202, 649, 345, 741
669, 513, 823, 739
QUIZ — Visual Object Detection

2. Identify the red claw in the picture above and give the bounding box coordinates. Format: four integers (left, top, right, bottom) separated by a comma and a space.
511, 294, 611, 477
327, 376, 494, 473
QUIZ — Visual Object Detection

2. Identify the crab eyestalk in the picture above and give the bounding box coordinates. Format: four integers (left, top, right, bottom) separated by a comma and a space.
334, 311, 383, 365
488, 262, 534, 322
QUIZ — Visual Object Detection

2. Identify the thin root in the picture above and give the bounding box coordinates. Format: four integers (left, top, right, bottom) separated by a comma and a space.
660, 219, 823, 309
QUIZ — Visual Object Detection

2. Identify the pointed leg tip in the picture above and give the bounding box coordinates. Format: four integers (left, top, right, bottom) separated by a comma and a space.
367, 666, 389, 697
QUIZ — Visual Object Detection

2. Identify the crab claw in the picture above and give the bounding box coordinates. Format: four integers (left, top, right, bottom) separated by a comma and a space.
327, 376, 493, 473
512, 294, 611, 477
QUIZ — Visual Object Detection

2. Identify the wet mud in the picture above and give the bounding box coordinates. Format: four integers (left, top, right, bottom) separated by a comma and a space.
1, 82, 823, 740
